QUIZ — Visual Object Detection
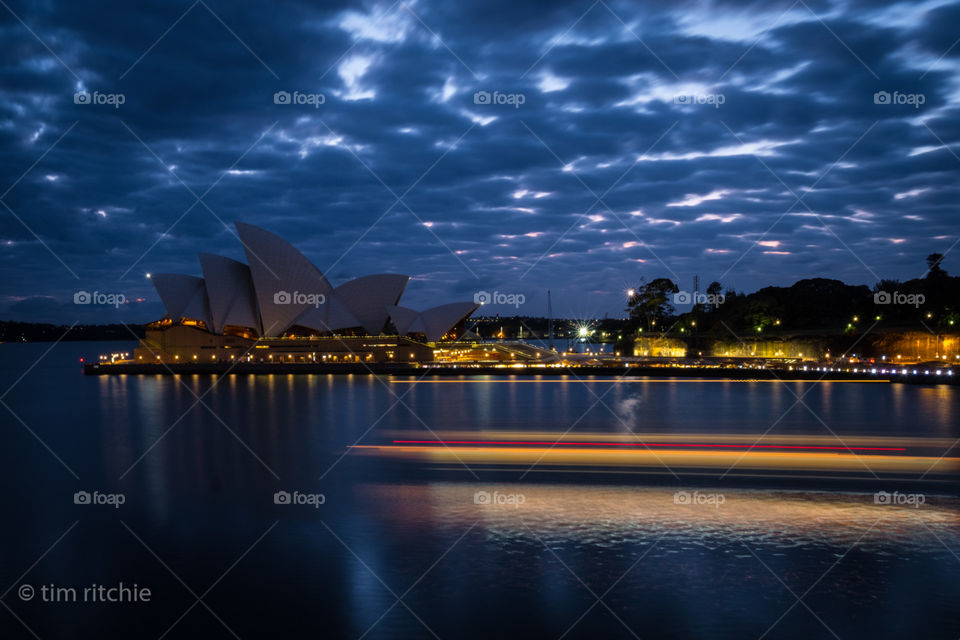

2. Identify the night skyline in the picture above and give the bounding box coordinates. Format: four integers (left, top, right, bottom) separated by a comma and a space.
2, 0, 959, 324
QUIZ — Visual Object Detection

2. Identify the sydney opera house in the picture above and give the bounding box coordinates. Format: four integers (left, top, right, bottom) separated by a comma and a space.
133, 222, 479, 364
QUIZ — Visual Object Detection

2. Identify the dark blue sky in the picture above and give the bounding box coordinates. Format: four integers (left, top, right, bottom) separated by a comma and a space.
1, 0, 958, 323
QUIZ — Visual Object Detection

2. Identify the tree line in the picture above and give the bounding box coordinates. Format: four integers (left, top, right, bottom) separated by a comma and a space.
625, 253, 959, 338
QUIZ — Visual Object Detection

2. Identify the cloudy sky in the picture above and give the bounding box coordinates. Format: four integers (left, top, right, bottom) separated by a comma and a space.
1, 0, 959, 323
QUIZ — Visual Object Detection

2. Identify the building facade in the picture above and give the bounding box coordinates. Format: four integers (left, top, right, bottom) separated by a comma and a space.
135, 223, 478, 363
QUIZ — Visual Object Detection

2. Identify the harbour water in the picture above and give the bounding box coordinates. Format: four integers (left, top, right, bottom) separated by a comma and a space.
1, 341, 958, 638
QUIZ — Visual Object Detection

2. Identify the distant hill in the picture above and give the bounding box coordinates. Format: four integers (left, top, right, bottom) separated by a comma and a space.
0, 321, 144, 342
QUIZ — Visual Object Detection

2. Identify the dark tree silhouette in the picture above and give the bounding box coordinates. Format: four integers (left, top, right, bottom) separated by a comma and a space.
627, 278, 679, 330
926, 253, 946, 278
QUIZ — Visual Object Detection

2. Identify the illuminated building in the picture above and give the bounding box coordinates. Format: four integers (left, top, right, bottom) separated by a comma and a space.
134, 222, 478, 363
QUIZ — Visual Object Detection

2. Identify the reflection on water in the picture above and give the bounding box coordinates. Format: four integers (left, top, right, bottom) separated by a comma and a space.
359, 483, 960, 556
2, 342, 960, 639
345, 483, 960, 638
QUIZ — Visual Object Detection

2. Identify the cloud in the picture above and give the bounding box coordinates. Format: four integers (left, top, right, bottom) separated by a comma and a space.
0, 0, 957, 322
336, 54, 377, 101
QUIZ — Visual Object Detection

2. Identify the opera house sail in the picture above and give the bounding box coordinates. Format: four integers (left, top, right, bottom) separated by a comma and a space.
133, 222, 478, 365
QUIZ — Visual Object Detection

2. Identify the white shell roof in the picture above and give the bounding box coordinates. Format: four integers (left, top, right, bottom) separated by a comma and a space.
151, 222, 475, 342
293, 295, 362, 332
152, 274, 211, 326
334, 274, 409, 334
387, 301, 478, 341
198, 253, 261, 335
386, 305, 423, 336
420, 302, 479, 341
235, 222, 333, 336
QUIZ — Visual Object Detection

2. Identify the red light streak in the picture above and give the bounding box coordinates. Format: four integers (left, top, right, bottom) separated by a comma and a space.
391, 440, 906, 452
